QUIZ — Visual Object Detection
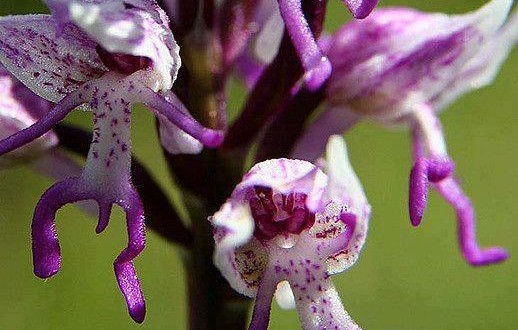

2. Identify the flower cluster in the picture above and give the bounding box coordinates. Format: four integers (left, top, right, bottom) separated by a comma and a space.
0, 0, 515, 329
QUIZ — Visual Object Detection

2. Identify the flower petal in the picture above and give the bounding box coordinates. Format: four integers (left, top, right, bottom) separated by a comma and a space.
233, 159, 328, 213
61, 0, 180, 90
211, 201, 260, 297
0, 66, 57, 166
0, 15, 107, 102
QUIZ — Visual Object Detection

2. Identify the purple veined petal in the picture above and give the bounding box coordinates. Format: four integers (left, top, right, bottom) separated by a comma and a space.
0, 85, 86, 157
0, 68, 58, 166
326, 0, 515, 122
342, 0, 378, 19
291, 106, 359, 162
433, 4, 517, 111
434, 177, 509, 266
61, 0, 180, 90
138, 88, 225, 148
277, 0, 331, 90
0, 15, 107, 103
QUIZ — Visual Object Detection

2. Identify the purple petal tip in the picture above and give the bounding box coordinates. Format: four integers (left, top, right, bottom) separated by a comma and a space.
467, 247, 509, 267
202, 129, 225, 148
33, 251, 61, 279
129, 303, 146, 324
304, 57, 332, 91
345, 0, 379, 19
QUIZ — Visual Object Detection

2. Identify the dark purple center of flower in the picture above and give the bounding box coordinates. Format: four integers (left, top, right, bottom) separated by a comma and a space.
249, 186, 315, 240
96, 46, 152, 75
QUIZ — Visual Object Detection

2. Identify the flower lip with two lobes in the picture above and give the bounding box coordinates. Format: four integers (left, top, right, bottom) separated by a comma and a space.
0, 0, 222, 323
211, 136, 370, 330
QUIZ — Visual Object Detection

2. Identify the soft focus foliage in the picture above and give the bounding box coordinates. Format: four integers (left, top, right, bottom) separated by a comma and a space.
0, 0, 516, 329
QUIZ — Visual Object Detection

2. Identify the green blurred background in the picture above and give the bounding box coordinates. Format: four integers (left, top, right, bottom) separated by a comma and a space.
0, 0, 516, 329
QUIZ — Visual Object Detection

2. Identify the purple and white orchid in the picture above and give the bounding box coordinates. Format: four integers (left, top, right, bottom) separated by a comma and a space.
0, 0, 223, 323
293, 0, 516, 266
211, 135, 370, 330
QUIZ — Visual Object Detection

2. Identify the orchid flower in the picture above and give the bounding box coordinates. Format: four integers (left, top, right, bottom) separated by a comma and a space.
0, 0, 224, 322
293, 0, 517, 266
275, 0, 378, 90
211, 135, 370, 330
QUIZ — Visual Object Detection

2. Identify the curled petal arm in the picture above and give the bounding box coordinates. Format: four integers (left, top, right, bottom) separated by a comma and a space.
434, 177, 508, 266
114, 187, 146, 323
139, 88, 224, 148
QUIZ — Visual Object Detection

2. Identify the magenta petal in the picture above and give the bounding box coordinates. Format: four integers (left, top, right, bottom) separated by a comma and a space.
114, 188, 146, 323
434, 177, 509, 266
342, 0, 379, 19
0, 15, 106, 102
32, 178, 88, 278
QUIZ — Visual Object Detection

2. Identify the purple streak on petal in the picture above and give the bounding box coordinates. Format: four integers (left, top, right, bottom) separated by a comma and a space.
114, 187, 146, 323
32, 177, 89, 278
249, 269, 277, 330
0, 89, 84, 156
434, 177, 509, 266
140, 88, 224, 147
277, 0, 331, 90
0, 15, 106, 102
96, 203, 113, 234
317, 212, 357, 258
342, 0, 378, 19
